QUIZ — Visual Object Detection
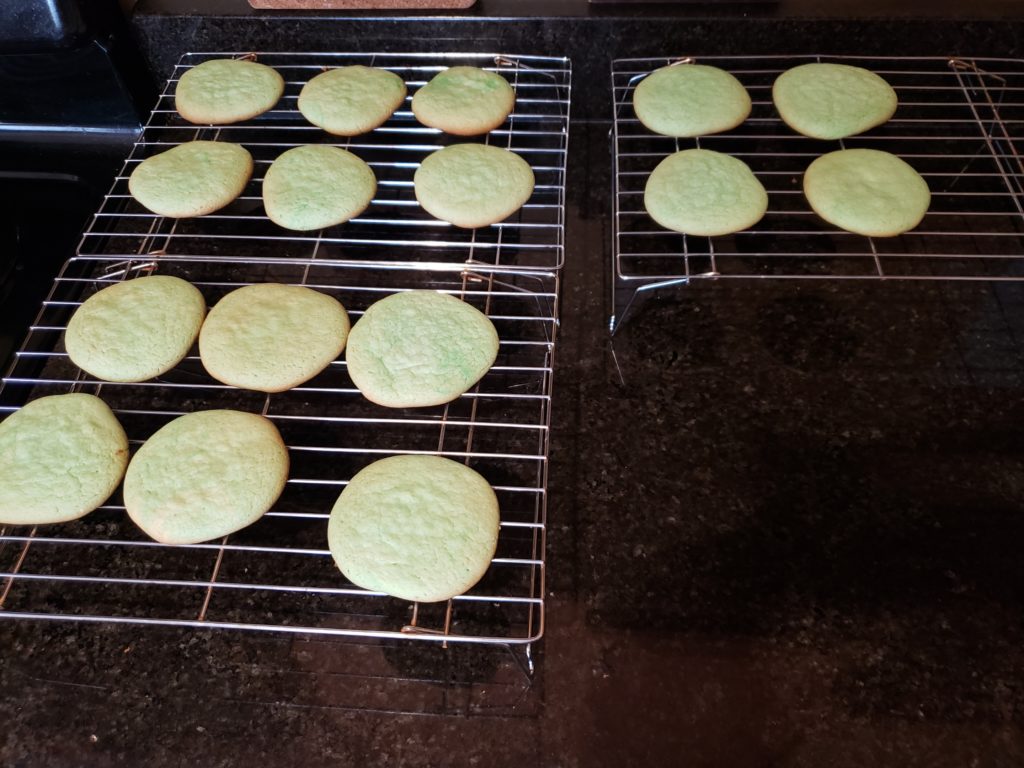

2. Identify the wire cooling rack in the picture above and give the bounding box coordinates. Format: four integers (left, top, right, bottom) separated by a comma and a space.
0, 51, 569, 646
611, 55, 1024, 331
106, 52, 570, 273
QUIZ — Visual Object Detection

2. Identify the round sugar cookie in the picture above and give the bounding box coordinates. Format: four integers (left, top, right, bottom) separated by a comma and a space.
175, 58, 284, 125
0, 394, 128, 526
123, 410, 288, 545
644, 148, 768, 237
412, 66, 515, 136
803, 148, 930, 237
773, 63, 897, 140
128, 141, 253, 218
633, 63, 751, 137
262, 145, 377, 231
298, 66, 407, 136
327, 454, 500, 603
345, 290, 499, 409
65, 275, 207, 383
414, 143, 534, 228
199, 283, 350, 393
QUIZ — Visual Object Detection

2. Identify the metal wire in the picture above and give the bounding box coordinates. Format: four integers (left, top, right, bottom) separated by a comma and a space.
610, 55, 1024, 331
0, 51, 571, 645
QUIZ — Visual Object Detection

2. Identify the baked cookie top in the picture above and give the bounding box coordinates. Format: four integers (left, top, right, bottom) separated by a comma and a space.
298, 65, 407, 136
644, 148, 768, 237
412, 66, 515, 136
262, 145, 377, 231
345, 290, 499, 409
175, 58, 284, 125
414, 143, 534, 228
123, 409, 289, 545
328, 454, 500, 603
66, 275, 206, 383
128, 141, 253, 218
773, 62, 897, 140
633, 63, 751, 138
0, 394, 128, 526
803, 148, 930, 237
199, 283, 350, 393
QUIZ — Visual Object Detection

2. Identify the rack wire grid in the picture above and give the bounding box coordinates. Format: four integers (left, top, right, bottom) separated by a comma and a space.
611, 55, 1024, 332
0, 51, 571, 646
118, 51, 570, 273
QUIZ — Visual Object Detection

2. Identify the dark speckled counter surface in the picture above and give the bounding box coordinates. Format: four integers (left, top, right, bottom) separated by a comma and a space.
4, 2, 1024, 766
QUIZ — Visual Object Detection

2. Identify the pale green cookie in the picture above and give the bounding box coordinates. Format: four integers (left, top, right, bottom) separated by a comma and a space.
123, 410, 288, 545
644, 148, 768, 237
175, 58, 284, 125
773, 63, 897, 140
65, 276, 206, 383
804, 148, 930, 237
298, 66, 407, 136
129, 141, 253, 218
328, 454, 500, 603
633, 63, 751, 137
414, 143, 534, 228
345, 290, 499, 408
0, 394, 128, 526
199, 283, 350, 393
262, 145, 377, 231
412, 66, 515, 136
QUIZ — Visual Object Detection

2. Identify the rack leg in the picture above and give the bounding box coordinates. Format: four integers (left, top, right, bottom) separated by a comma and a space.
610, 278, 691, 336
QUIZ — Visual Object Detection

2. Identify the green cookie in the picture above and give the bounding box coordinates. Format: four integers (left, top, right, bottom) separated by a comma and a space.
773, 63, 897, 140
129, 141, 253, 218
803, 148, 930, 237
175, 58, 284, 125
66, 275, 206, 383
644, 148, 768, 237
298, 66, 407, 136
123, 410, 289, 545
633, 63, 751, 137
262, 145, 377, 231
412, 66, 515, 136
328, 454, 500, 603
414, 143, 534, 228
0, 394, 128, 526
345, 290, 499, 408
199, 283, 350, 393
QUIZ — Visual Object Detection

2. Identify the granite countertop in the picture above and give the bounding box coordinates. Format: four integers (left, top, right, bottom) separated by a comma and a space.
4, 7, 1024, 767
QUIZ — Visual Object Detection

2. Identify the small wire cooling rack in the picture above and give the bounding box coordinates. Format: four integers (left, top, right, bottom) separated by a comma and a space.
0, 51, 570, 646
107, 52, 570, 273
611, 55, 1024, 331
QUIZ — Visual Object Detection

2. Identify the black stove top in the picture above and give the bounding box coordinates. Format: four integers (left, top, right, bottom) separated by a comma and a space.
0, 35, 147, 373
0, 171, 104, 369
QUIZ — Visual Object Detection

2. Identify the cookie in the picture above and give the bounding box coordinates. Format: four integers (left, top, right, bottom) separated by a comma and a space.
297, 65, 407, 136
803, 148, 930, 237
128, 141, 253, 218
262, 145, 377, 231
633, 63, 751, 137
414, 143, 534, 228
199, 283, 350, 393
65, 275, 206, 383
773, 62, 897, 140
411, 66, 515, 136
175, 58, 284, 125
644, 148, 768, 237
123, 410, 288, 545
0, 394, 128, 526
345, 290, 499, 409
327, 454, 500, 603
